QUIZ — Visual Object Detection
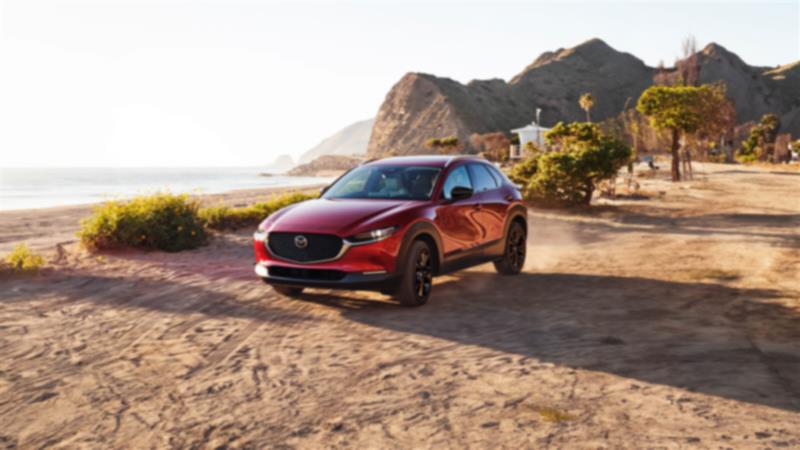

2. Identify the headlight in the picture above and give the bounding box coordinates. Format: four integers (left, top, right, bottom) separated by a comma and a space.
347, 226, 397, 245
254, 221, 268, 241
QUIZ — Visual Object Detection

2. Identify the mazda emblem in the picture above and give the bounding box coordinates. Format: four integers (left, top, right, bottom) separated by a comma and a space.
294, 235, 308, 249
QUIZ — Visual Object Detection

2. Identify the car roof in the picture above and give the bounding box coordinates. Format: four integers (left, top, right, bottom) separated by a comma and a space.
362, 154, 486, 168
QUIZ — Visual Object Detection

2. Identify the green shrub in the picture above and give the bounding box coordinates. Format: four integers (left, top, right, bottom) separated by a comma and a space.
511, 124, 631, 206
545, 121, 602, 147
508, 153, 540, 185
708, 151, 728, 164
4, 243, 45, 272
528, 139, 630, 205
736, 153, 759, 164
737, 113, 781, 162
79, 193, 207, 252
199, 192, 316, 230
425, 136, 462, 154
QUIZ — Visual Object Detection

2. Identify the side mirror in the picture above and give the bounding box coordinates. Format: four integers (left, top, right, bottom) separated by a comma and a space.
449, 186, 473, 201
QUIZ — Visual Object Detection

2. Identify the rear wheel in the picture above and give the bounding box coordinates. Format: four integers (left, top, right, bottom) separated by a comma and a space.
494, 222, 526, 275
394, 240, 433, 307
272, 285, 304, 297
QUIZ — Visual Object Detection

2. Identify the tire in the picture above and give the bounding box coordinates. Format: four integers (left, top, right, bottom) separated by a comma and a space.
393, 240, 434, 307
494, 221, 526, 275
272, 285, 304, 297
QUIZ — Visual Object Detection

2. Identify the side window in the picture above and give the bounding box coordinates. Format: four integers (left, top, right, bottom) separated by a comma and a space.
442, 165, 472, 200
467, 163, 498, 193
486, 164, 507, 186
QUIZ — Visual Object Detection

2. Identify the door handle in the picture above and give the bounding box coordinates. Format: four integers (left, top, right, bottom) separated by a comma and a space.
504, 194, 514, 201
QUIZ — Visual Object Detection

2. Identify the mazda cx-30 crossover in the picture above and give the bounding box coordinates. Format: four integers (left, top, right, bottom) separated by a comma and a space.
253, 155, 527, 306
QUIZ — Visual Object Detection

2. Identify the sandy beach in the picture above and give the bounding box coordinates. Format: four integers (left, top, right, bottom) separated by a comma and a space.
0, 184, 327, 255
0, 163, 798, 448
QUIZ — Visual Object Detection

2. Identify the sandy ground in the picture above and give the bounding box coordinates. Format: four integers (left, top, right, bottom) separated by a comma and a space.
0, 163, 798, 449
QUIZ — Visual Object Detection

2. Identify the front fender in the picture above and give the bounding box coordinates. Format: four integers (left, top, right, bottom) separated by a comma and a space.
396, 220, 444, 275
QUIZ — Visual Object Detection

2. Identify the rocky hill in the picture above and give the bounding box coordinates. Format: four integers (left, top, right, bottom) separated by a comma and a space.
287, 154, 362, 177
762, 61, 800, 133
299, 118, 373, 164
367, 38, 800, 157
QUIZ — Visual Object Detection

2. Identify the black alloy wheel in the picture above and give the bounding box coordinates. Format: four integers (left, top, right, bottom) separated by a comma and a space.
413, 247, 433, 301
395, 240, 434, 306
494, 222, 526, 275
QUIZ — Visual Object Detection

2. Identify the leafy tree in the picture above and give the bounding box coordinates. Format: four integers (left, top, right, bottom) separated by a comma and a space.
670, 83, 736, 169
694, 84, 736, 140
688, 84, 736, 162
425, 136, 461, 154
579, 93, 596, 122
636, 85, 711, 181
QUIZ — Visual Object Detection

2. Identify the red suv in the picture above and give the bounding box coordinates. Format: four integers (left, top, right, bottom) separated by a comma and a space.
253, 155, 527, 306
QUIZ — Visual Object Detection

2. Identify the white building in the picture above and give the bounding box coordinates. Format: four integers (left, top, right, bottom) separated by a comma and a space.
510, 122, 550, 159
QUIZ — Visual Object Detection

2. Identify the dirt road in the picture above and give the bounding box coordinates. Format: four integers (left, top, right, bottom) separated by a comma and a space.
1, 164, 798, 448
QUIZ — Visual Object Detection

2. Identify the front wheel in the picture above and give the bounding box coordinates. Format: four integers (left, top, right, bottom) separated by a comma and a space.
493, 222, 526, 275
394, 240, 434, 307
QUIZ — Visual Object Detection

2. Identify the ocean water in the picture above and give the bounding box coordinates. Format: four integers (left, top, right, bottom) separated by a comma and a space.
0, 167, 333, 211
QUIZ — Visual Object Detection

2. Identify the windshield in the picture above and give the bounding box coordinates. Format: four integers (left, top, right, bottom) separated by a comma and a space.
322, 165, 441, 200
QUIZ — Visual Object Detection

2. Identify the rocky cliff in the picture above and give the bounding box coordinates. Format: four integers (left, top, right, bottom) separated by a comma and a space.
367, 38, 800, 157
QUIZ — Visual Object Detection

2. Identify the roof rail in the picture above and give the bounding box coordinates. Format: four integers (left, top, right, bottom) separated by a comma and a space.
443, 154, 483, 168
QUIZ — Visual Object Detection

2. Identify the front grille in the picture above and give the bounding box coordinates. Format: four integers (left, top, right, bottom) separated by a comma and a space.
268, 265, 346, 281
267, 232, 343, 262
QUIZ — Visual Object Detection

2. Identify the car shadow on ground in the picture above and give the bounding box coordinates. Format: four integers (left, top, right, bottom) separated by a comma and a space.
3, 265, 799, 414
293, 270, 800, 413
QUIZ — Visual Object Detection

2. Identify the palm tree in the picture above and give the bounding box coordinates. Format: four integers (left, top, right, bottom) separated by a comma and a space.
579, 93, 595, 122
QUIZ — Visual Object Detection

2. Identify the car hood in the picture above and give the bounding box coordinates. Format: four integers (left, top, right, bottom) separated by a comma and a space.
266, 198, 415, 235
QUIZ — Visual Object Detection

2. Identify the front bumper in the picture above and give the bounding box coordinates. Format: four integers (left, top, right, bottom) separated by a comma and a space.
254, 232, 402, 273
255, 262, 399, 291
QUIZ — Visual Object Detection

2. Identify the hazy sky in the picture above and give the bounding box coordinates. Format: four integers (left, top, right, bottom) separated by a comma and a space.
1, 0, 798, 167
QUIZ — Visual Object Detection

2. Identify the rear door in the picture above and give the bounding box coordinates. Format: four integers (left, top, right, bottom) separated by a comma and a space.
466, 162, 506, 246
434, 164, 481, 257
